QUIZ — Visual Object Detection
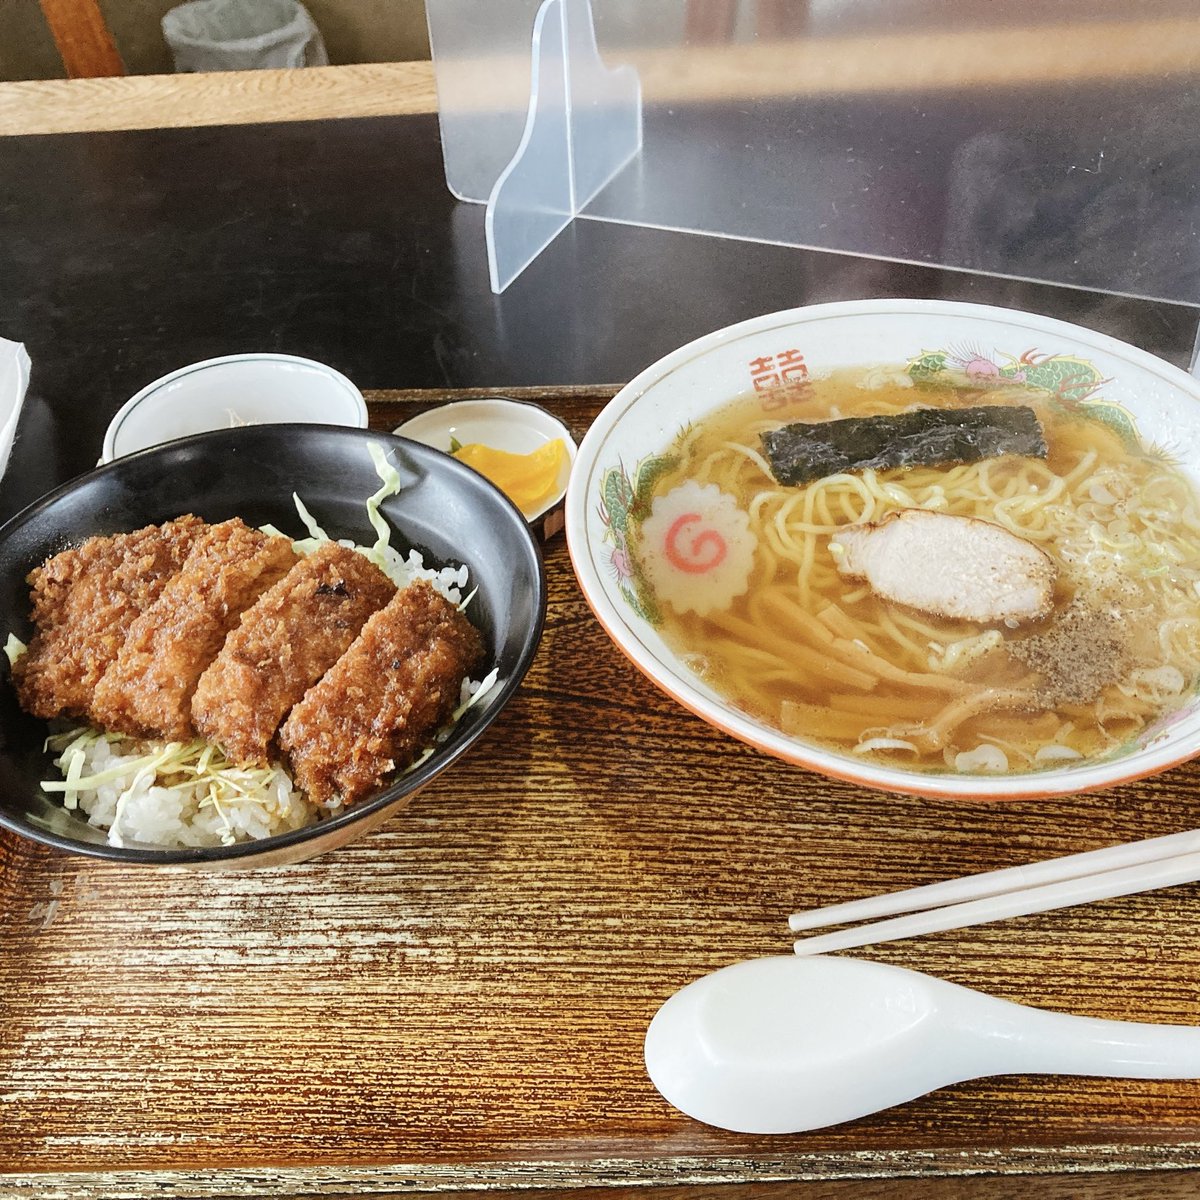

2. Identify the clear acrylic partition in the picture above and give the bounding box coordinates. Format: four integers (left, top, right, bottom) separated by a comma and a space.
427, 0, 1200, 335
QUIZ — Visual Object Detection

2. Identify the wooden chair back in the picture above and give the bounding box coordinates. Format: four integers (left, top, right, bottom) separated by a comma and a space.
38, 0, 125, 78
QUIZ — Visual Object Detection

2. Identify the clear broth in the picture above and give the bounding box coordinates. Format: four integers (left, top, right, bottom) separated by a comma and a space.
635, 367, 1200, 774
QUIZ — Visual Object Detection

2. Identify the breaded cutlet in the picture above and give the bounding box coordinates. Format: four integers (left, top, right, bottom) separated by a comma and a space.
12, 515, 207, 720
278, 580, 484, 806
192, 542, 396, 765
90, 519, 297, 741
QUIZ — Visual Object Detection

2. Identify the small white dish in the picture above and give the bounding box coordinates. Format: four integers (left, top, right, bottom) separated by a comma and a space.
102, 353, 367, 463
395, 397, 577, 537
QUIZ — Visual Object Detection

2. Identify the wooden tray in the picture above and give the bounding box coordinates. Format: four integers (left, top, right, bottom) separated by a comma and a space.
4, 389, 1200, 1198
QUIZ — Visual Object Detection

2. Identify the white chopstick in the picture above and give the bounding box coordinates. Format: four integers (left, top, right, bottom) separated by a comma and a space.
788, 826, 1200, 933
791, 848, 1200, 957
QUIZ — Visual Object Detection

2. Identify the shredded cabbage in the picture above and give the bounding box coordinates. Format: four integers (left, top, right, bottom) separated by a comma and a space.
4, 633, 26, 665
290, 492, 333, 552
289, 445, 472, 605
284, 442, 400, 563
364, 442, 401, 567
279, 442, 441, 596
43, 728, 304, 847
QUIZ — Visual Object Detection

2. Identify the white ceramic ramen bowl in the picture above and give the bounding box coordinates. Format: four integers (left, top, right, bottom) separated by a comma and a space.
102, 353, 367, 462
566, 299, 1200, 801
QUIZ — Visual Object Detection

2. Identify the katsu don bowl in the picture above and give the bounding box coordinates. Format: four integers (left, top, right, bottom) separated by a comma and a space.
0, 424, 545, 866
567, 299, 1200, 801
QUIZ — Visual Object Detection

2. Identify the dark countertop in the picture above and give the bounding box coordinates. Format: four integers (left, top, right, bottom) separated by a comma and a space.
0, 111, 1196, 518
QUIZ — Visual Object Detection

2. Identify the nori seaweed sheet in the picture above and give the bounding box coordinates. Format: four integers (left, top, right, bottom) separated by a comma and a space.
761, 405, 1047, 486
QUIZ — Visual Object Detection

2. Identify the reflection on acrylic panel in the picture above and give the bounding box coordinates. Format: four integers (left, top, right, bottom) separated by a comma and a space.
428, 0, 1200, 303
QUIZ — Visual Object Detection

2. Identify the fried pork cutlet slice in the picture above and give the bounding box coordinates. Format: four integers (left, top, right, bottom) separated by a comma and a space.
90, 519, 298, 741
191, 542, 396, 765
12, 516, 207, 720
278, 580, 484, 806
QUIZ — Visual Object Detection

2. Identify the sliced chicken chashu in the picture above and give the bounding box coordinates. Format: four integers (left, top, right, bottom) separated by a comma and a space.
830, 508, 1056, 624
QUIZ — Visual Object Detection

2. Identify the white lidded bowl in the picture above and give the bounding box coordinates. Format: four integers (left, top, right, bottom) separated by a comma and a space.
102, 353, 367, 462
566, 299, 1200, 801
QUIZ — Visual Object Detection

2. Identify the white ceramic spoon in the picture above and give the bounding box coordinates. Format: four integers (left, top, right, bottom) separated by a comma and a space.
644, 956, 1200, 1134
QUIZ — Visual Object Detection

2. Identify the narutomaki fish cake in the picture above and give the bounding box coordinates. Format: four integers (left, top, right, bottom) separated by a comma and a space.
12, 515, 206, 720
278, 579, 484, 806
192, 542, 396, 765
90, 519, 297, 741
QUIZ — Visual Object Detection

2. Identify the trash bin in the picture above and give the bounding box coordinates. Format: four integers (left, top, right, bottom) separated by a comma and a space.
162, 0, 329, 72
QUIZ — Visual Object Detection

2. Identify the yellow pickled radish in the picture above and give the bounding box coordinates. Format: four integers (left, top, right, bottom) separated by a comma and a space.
451, 438, 570, 516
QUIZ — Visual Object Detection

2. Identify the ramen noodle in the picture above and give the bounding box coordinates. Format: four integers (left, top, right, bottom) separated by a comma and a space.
632, 366, 1200, 774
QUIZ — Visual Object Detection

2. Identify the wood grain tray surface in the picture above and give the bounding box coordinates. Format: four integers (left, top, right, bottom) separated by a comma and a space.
4, 389, 1200, 1198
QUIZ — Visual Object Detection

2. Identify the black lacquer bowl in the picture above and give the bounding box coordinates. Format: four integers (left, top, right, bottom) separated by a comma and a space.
0, 425, 546, 868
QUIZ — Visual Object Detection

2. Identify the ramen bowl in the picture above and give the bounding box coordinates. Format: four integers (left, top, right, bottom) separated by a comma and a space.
566, 299, 1200, 801
0, 424, 545, 866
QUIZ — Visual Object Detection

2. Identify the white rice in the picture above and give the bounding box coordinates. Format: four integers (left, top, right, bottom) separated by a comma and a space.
46, 656, 495, 851
337, 539, 471, 605
45, 729, 327, 850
